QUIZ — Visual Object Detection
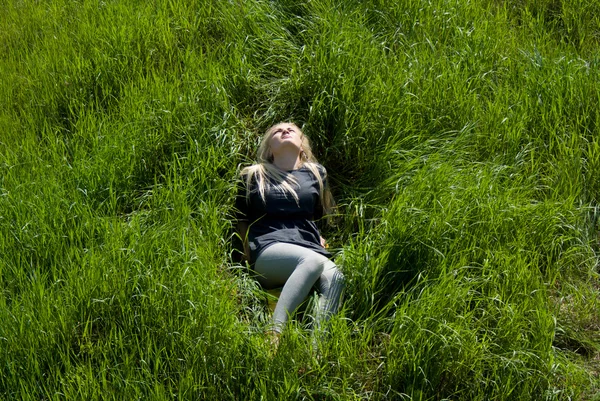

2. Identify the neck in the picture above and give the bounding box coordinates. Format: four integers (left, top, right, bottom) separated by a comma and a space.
272, 151, 301, 171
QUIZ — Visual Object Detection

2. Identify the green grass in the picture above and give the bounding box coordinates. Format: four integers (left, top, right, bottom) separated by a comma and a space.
1, 0, 600, 399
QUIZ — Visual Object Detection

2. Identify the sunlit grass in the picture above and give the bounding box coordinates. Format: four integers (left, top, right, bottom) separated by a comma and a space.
1, 0, 599, 399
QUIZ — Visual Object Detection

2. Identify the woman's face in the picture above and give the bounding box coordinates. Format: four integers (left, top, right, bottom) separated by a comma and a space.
268, 123, 303, 156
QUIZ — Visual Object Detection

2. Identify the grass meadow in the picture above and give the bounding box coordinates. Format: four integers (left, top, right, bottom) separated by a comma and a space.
1, 0, 600, 399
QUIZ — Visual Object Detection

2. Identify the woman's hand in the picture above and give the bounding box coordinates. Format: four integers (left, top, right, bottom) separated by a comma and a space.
320, 236, 328, 249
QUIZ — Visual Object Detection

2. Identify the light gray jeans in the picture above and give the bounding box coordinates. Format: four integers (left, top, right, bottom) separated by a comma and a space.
254, 242, 345, 333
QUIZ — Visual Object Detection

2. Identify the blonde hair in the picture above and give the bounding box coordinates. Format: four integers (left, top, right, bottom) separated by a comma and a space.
240, 123, 334, 216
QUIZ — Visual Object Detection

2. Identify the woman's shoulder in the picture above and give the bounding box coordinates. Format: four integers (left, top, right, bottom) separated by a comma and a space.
239, 163, 262, 175
316, 163, 326, 176
302, 162, 327, 178
236, 165, 260, 191
238, 164, 265, 182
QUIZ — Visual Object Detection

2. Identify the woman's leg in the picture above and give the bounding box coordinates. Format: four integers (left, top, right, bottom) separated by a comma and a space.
254, 243, 343, 332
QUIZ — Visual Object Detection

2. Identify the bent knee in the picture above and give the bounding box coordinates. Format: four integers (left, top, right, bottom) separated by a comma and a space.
322, 261, 345, 282
298, 254, 329, 276
331, 268, 345, 285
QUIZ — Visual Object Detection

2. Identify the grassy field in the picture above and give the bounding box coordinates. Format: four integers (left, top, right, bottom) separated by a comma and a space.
1, 0, 600, 399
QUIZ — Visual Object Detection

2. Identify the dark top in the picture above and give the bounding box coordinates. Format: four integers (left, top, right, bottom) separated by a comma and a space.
235, 164, 331, 264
